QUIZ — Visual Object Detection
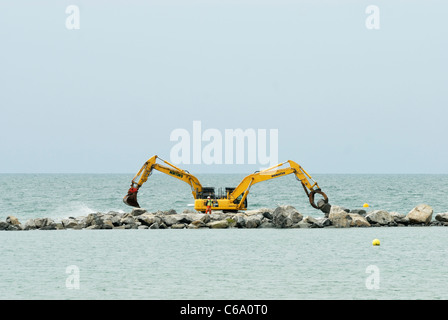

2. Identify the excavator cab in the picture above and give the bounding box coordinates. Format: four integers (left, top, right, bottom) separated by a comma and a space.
198, 187, 216, 199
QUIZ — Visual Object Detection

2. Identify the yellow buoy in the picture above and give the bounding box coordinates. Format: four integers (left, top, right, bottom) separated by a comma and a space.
372, 239, 380, 246
363, 203, 369, 208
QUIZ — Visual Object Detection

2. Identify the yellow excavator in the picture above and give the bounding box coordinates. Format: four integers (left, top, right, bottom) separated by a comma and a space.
123, 155, 329, 213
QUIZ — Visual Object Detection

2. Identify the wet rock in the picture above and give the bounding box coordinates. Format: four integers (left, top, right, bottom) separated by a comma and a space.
365, 210, 394, 226
189, 220, 206, 228
330, 206, 350, 214
317, 199, 332, 216
257, 208, 273, 220
102, 220, 114, 229
40, 219, 57, 230
149, 222, 160, 229
199, 214, 210, 224
233, 214, 246, 228
245, 215, 262, 228
7, 203, 448, 230
435, 213, 448, 223
349, 213, 371, 227
259, 219, 275, 228
390, 212, 409, 225
293, 220, 312, 228
6, 224, 22, 231
207, 220, 229, 229
23, 219, 36, 230
317, 218, 332, 227
272, 205, 303, 228
329, 210, 352, 228
302, 216, 324, 228
121, 215, 137, 226
85, 213, 104, 228
131, 208, 147, 216
226, 217, 237, 228
136, 214, 156, 227
6, 216, 21, 226
407, 204, 433, 225
0, 221, 9, 230
33, 218, 45, 229
62, 218, 79, 229
160, 214, 182, 226
171, 223, 186, 229
161, 209, 177, 215
349, 209, 367, 216
110, 215, 122, 227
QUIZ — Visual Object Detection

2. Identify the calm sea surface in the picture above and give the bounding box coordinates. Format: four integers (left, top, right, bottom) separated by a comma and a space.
0, 174, 447, 299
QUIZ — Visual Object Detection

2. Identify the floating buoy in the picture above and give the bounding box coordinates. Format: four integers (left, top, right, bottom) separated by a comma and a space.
372, 239, 380, 246
363, 203, 369, 208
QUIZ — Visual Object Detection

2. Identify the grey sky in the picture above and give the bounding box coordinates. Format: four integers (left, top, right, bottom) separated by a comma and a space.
1, 0, 447, 174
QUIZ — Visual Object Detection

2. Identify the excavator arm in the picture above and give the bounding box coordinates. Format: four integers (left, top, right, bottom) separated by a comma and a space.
228, 160, 328, 210
123, 155, 203, 208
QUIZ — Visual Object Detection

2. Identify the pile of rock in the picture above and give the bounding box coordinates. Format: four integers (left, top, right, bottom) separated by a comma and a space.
324, 203, 448, 228
1, 204, 448, 231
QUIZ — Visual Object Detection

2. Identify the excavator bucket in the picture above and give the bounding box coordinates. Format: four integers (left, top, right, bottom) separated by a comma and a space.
123, 187, 140, 208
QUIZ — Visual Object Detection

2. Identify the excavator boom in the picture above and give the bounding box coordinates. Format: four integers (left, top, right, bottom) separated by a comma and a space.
224, 160, 328, 211
123, 155, 203, 208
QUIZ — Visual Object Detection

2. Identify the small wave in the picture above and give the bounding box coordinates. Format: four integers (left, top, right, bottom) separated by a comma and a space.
49, 202, 100, 220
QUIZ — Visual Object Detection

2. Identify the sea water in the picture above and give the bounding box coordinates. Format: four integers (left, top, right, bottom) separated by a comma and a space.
0, 174, 447, 299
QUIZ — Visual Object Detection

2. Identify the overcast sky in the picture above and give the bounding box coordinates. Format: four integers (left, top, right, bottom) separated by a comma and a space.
0, 0, 447, 174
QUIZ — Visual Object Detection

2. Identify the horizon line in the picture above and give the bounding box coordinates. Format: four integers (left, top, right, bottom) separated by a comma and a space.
1, 172, 447, 175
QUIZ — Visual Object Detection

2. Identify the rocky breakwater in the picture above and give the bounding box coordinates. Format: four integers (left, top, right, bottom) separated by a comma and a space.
1, 203, 448, 231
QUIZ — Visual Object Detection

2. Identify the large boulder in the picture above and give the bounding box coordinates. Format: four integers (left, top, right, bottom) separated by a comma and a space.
245, 215, 262, 228
258, 208, 274, 220
160, 214, 186, 226
40, 218, 57, 230
24, 219, 37, 230
407, 204, 433, 225
272, 205, 303, 228
302, 215, 320, 227
329, 206, 350, 214
365, 210, 394, 226
136, 214, 158, 227
390, 212, 409, 225
6, 216, 21, 226
0, 221, 9, 230
33, 218, 46, 229
329, 210, 352, 228
232, 214, 246, 228
131, 208, 148, 216
317, 199, 332, 216
62, 218, 79, 229
435, 213, 448, 223
85, 213, 105, 228
207, 220, 229, 229
121, 215, 138, 226
349, 213, 371, 227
